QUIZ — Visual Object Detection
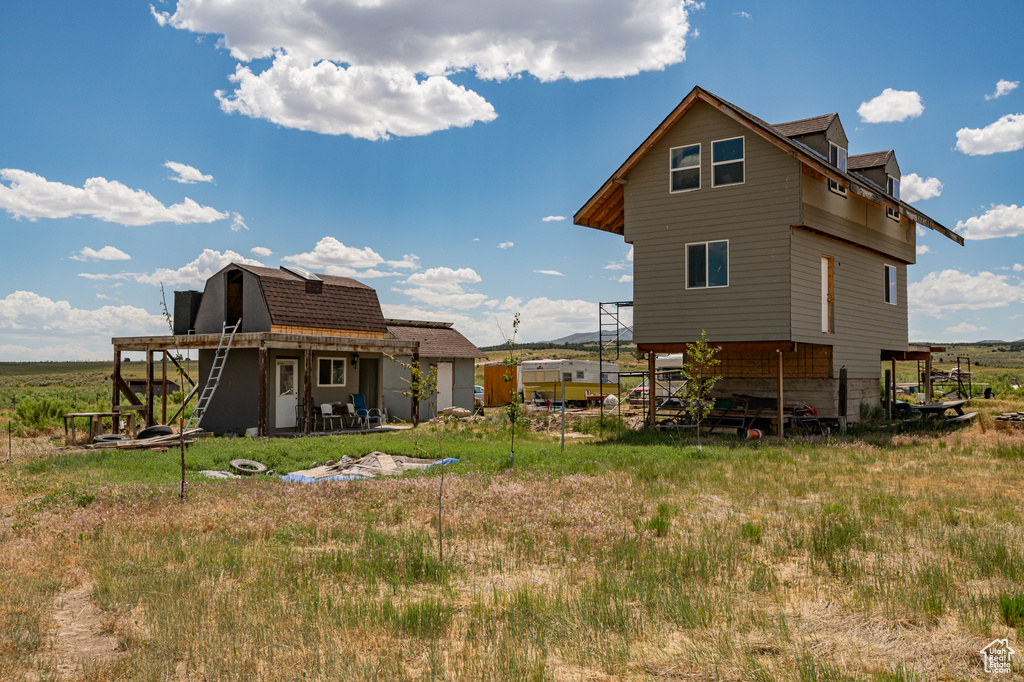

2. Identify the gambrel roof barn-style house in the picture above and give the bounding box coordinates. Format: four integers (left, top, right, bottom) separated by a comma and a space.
111, 263, 483, 435
575, 86, 963, 427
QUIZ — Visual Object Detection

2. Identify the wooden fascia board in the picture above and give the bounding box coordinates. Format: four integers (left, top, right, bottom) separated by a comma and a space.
639, 341, 798, 354
113, 333, 418, 355
902, 206, 963, 245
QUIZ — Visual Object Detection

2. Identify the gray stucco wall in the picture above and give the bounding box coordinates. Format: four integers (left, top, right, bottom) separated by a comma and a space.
193, 268, 271, 335
196, 348, 260, 434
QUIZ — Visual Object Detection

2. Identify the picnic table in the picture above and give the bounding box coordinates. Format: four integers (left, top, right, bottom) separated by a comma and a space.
62, 411, 137, 444
911, 400, 976, 422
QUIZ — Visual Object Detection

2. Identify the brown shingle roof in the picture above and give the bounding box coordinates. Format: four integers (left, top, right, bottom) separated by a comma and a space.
236, 264, 388, 333
772, 113, 837, 138
386, 320, 486, 359
848, 150, 893, 170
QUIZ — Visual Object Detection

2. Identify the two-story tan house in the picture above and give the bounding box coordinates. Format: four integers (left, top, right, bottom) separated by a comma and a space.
575, 86, 962, 424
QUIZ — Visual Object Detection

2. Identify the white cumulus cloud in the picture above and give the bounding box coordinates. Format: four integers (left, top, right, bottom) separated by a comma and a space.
283, 236, 387, 270
164, 161, 214, 184
857, 88, 924, 123
916, 245, 931, 255
251, 246, 273, 257
910, 269, 1024, 317
542, 215, 566, 222
155, 0, 701, 139
0, 168, 227, 225
396, 266, 486, 309
900, 173, 943, 203
986, 79, 1019, 100
955, 114, 1024, 155
230, 213, 248, 231
944, 322, 987, 338
70, 246, 131, 262
497, 241, 513, 249
956, 204, 1024, 240
134, 249, 264, 288
534, 270, 564, 276
0, 291, 167, 360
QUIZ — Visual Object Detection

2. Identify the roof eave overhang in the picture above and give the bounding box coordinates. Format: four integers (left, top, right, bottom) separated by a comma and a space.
573, 87, 964, 247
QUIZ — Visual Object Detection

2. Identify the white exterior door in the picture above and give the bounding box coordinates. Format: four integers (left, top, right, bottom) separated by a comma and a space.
436, 362, 453, 411
276, 360, 298, 428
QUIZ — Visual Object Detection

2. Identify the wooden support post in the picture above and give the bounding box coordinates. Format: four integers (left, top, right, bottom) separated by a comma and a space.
258, 346, 268, 437
161, 351, 167, 426
838, 366, 848, 431
884, 369, 892, 421
776, 350, 785, 438
924, 353, 933, 404
146, 349, 155, 427
112, 348, 121, 434
648, 351, 657, 428
304, 348, 313, 434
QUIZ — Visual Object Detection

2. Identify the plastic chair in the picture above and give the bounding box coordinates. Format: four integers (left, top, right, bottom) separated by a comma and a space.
294, 404, 304, 431
351, 394, 384, 428
320, 403, 342, 431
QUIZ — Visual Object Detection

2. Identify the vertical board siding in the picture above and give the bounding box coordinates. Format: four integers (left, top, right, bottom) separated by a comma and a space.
625, 101, 801, 344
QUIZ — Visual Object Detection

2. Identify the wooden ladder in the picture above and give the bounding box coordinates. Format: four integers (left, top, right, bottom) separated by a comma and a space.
185, 320, 240, 431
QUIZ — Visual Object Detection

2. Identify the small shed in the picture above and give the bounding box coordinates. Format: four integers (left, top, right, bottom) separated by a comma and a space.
482, 362, 518, 407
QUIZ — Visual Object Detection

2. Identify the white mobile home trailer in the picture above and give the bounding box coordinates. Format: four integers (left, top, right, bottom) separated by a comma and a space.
520, 359, 619, 404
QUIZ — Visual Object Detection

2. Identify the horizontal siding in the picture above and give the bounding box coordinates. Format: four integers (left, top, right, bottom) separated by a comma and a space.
625, 100, 801, 343
790, 229, 907, 379
801, 175, 915, 263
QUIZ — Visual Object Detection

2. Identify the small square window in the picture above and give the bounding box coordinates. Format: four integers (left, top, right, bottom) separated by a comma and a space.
886, 176, 900, 220
712, 137, 744, 187
884, 265, 897, 305
828, 142, 847, 195
317, 358, 346, 387
687, 240, 729, 288
670, 144, 700, 192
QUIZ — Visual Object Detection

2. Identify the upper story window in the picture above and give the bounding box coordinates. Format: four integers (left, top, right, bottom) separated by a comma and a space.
712, 137, 744, 187
687, 240, 729, 288
886, 175, 900, 220
828, 142, 847, 195
884, 265, 897, 305
669, 144, 700, 192
317, 357, 346, 387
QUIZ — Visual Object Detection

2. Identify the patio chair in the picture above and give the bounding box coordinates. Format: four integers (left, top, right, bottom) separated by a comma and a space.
294, 404, 304, 431
351, 394, 385, 429
320, 403, 343, 431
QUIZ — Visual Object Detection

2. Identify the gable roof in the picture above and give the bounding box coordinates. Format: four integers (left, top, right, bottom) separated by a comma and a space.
772, 113, 838, 138
848, 150, 894, 170
573, 86, 962, 245
385, 320, 487, 359
232, 264, 389, 334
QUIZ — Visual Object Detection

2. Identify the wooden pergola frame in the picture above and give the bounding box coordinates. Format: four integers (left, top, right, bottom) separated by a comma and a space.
112, 332, 418, 436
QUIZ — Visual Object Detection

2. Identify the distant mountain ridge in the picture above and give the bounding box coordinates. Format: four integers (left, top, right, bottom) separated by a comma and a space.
546, 330, 633, 344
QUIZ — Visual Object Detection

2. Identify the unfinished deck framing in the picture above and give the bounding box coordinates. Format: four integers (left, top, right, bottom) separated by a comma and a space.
112, 332, 417, 437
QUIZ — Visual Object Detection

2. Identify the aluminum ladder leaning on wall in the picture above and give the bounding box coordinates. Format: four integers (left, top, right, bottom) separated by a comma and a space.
185, 319, 241, 431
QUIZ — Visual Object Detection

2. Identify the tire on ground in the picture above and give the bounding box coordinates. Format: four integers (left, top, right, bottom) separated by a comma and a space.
229, 458, 268, 475
92, 434, 131, 444
137, 425, 174, 440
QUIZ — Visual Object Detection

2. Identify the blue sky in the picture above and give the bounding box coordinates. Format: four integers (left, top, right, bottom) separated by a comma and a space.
2, 0, 1023, 360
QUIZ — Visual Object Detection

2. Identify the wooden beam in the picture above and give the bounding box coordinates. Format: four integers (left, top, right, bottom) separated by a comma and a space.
146, 350, 155, 427
258, 346, 268, 437
411, 351, 420, 427
639, 340, 797, 354
166, 352, 195, 388
161, 351, 167, 426
648, 351, 656, 429
112, 348, 121, 434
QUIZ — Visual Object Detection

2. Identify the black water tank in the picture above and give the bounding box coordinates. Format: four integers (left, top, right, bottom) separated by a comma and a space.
173, 290, 203, 335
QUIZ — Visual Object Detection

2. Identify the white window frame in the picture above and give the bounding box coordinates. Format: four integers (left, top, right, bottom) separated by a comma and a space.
828, 142, 847, 195
669, 143, 701, 193
711, 136, 745, 188
886, 175, 900, 220
884, 264, 897, 305
316, 357, 347, 387
686, 239, 730, 289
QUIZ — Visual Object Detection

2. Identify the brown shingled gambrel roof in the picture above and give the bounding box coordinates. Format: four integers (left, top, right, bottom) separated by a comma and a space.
573, 86, 962, 246
847, 150, 894, 170
234, 264, 389, 334
386, 320, 487, 359
772, 113, 838, 138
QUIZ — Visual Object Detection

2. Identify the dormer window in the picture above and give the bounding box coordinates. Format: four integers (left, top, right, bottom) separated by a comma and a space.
669, 144, 700, 192
712, 137, 744, 187
828, 142, 847, 195
886, 175, 900, 220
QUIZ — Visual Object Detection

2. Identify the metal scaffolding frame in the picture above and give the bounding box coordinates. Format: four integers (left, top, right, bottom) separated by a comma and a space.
598, 301, 633, 424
